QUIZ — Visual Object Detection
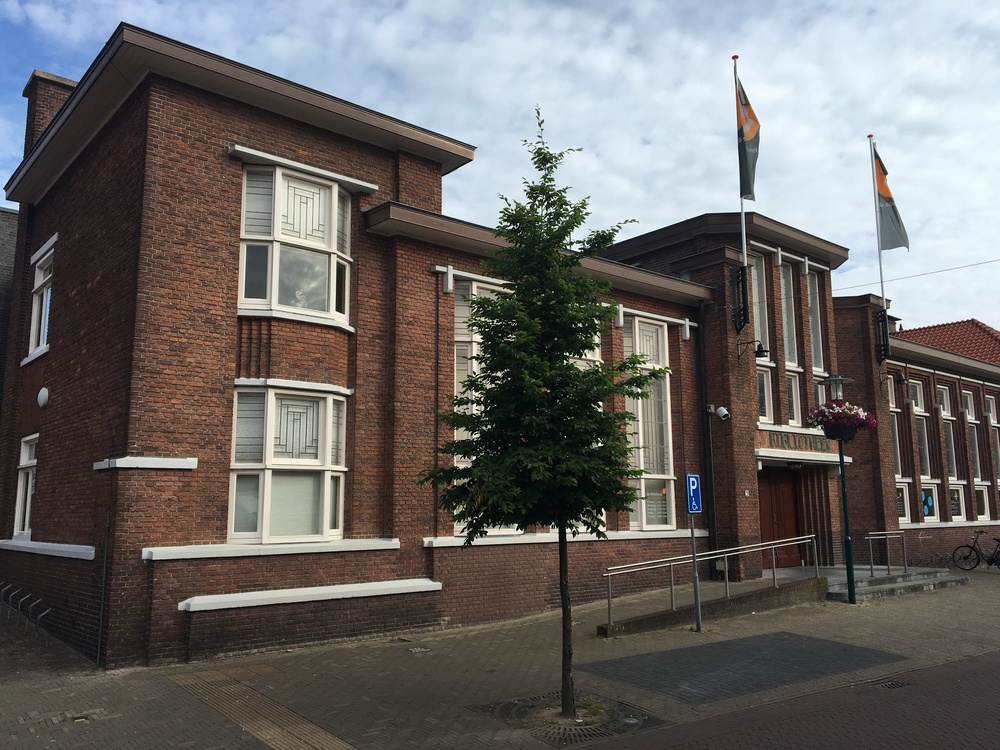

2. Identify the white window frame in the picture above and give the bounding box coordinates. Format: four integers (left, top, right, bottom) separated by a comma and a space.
28, 235, 56, 357
14, 434, 38, 539
228, 387, 346, 544
786, 372, 801, 426
239, 167, 351, 325
948, 485, 965, 522
751, 253, 769, 358
624, 315, 675, 531
807, 270, 824, 370
975, 485, 991, 521
453, 278, 523, 535
757, 368, 774, 424
896, 484, 910, 523
920, 484, 939, 523
939, 386, 958, 480
780, 261, 797, 366
964, 390, 983, 482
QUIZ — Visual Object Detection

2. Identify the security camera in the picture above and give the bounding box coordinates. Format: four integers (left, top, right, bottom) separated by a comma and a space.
715, 406, 731, 421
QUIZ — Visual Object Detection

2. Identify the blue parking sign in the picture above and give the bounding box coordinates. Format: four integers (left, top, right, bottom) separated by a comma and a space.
685, 474, 702, 514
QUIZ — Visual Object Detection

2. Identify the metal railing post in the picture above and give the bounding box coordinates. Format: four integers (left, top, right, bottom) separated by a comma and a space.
771, 546, 778, 588
606, 573, 613, 628
812, 538, 819, 578
902, 534, 909, 572
670, 564, 676, 611
868, 536, 875, 577
724, 553, 730, 598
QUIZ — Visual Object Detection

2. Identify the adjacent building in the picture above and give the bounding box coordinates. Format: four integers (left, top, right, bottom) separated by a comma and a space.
1, 24, 997, 666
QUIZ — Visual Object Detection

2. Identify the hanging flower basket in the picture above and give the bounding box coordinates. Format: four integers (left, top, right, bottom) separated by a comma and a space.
807, 399, 875, 443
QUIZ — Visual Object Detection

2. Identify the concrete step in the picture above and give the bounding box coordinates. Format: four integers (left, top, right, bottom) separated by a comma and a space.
826, 571, 969, 602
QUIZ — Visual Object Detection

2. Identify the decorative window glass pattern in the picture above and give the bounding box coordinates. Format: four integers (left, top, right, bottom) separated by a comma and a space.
624, 315, 675, 530
921, 485, 938, 522
14, 435, 38, 538
229, 388, 346, 543
751, 254, 769, 356
240, 167, 351, 322
780, 262, 797, 366
807, 271, 824, 370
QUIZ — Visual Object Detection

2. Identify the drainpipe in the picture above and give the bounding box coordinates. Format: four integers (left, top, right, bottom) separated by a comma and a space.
697, 299, 718, 553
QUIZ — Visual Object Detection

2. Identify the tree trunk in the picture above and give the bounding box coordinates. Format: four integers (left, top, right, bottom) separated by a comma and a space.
558, 520, 576, 718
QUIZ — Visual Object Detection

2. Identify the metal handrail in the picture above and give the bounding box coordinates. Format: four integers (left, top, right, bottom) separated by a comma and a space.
865, 531, 908, 576
603, 534, 818, 627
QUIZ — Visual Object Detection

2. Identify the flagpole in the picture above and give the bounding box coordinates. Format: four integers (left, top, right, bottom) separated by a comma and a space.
868, 134, 887, 312
735, 55, 749, 271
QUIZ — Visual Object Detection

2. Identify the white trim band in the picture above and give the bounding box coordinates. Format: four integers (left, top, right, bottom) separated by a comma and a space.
177, 577, 441, 612
0, 539, 96, 560
228, 144, 379, 194
233, 378, 354, 396
94, 457, 198, 471
423, 529, 705, 548
144, 538, 400, 560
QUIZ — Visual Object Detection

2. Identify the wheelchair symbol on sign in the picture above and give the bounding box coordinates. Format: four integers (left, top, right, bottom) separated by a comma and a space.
686, 474, 702, 514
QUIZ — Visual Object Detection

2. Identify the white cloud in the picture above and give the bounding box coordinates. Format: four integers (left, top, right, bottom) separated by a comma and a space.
1, 0, 999, 329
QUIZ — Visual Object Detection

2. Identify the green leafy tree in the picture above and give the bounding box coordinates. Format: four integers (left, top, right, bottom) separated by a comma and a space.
420, 112, 666, 718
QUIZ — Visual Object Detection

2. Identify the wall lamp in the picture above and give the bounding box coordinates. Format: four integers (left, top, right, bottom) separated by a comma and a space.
894, 372, 907, 386
737, 338, 768, 363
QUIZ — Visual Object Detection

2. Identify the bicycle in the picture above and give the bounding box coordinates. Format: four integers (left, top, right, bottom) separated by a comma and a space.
951, 530, 1000, 571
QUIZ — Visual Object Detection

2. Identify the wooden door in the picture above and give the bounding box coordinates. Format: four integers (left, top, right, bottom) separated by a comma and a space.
759, 468, 801, 567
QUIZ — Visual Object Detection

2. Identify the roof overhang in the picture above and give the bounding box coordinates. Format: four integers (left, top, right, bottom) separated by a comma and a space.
363, 202, 714, 307
889, 337, 1000, 383
604, 212, 850, 270
6, 23, 475, 203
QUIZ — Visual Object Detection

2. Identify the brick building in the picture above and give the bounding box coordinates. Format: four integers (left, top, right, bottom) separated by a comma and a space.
1, 24, 998, 666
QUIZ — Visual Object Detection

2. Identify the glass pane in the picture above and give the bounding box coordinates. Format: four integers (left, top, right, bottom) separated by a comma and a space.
637, 322, 663, 365
752, 255, 768, 351
623, 316, 634, 358
944, 423, 957, 479
235, 392, 266, 462
234, 474, 260, 533
337, 188, 350, 257
330, 475, 341, 531
269, 471, 322, 536
786, 375, 798, 423
976, 488, 987, 517
642, 379, 668, 475
758, 370, 769, 418
244, 170, 274, 235
808, 272, 823, 368
455, 281, 472, 338
949, 488, 963, 519
278, 245, 330, 312
273, 396, 320, 460
890, 415, 902, 477
243, 244, 270, 300
921, 487, 936, 519
330, 399, 343, 465
916, 417, 930, 477
781, 264, 797, 365
281, 175, 330, 245
937, 387, 950, 415
643, 478, 670, 526
335, 260, 347, 314
969, 425, 982, 480
896, 487, 907, 518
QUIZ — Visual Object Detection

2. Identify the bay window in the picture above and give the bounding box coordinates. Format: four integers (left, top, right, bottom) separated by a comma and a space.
229, 388, 346, 543
240, 167, 351, 323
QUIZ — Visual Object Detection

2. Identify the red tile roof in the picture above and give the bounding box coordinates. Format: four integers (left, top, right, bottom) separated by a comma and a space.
893, 319, 1000, 366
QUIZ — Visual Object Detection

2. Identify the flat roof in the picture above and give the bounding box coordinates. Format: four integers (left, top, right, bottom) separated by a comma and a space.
6, 23, 476, 203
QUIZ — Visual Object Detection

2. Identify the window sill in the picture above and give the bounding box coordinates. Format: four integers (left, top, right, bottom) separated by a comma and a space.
0, 539, 96, 560
423, 529, 701, 547
178, 577, 440, 612
142, 538, 399, 560
20, 345, 49, 367
239, 308, 355, 333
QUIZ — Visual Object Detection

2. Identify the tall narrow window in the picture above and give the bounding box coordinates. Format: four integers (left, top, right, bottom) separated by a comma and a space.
14, 435, 38, 538
751, 254, 769, 357
28, 235, 56, 356
758, 369, 773, 423
786, 373, 801, 426
239, 167, 351, 323
965, 390, 983, 482
229, 388, 346, 543
624, 315, 674, 530
939, 386, 958, 480
780, 262, 797, 366
807, 271, 824, 370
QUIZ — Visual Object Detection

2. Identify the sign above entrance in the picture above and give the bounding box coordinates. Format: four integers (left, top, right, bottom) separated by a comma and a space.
762, 430, 832, 453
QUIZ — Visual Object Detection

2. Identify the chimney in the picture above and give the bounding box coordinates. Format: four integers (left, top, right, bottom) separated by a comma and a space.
22, 70, 77, 155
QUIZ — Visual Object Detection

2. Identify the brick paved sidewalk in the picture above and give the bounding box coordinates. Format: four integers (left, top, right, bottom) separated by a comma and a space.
2, 568, 999, 749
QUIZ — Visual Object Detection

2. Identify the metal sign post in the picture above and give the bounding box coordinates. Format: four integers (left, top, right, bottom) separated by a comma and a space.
686, 474, 703, 633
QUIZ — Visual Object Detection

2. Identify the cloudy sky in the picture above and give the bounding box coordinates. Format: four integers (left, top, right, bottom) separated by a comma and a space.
2, 0, 998, 330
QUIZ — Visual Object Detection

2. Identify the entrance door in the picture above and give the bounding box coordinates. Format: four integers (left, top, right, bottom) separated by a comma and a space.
759, 468, 801, 567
